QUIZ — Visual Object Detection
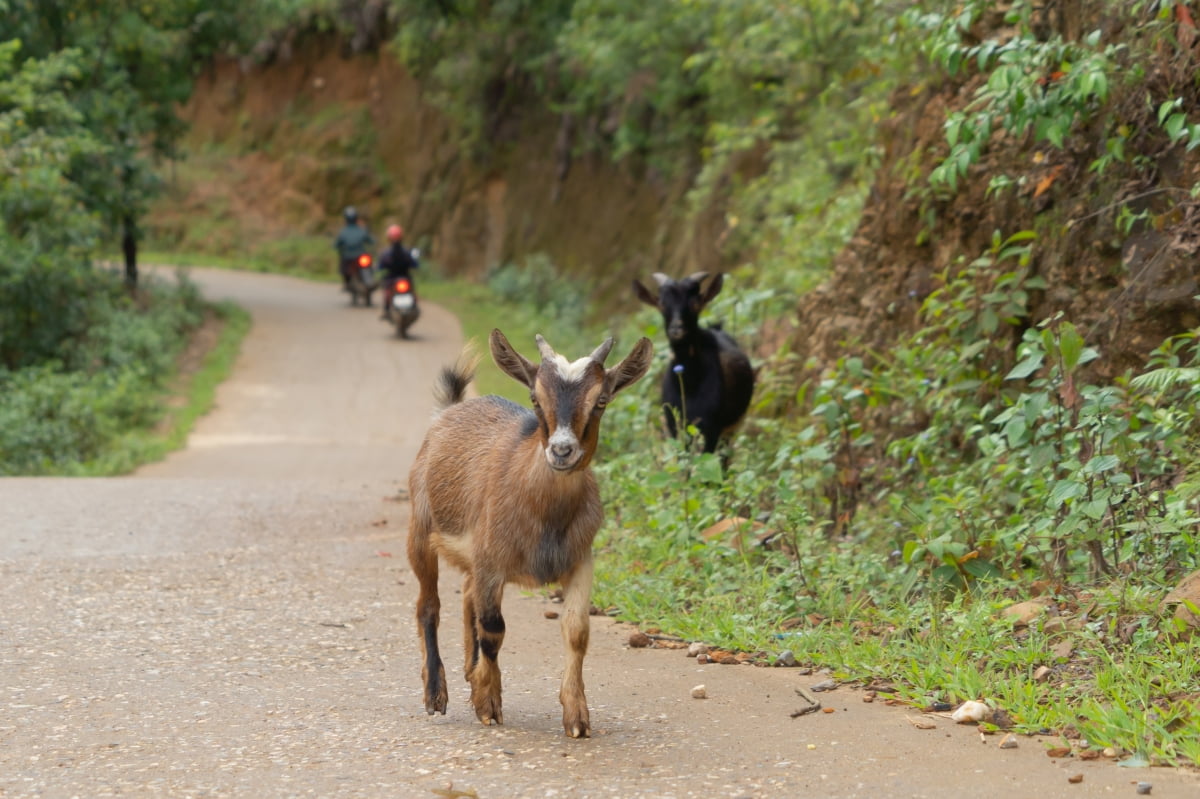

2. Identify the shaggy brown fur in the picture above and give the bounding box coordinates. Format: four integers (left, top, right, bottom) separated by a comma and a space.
407, 328, 652, 738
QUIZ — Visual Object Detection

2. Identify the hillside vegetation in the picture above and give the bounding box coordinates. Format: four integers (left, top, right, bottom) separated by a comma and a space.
6, 0, 1200, 765
0, 2, 257, 473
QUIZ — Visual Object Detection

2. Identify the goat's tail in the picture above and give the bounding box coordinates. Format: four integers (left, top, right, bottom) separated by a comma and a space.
432, 352, 478, 411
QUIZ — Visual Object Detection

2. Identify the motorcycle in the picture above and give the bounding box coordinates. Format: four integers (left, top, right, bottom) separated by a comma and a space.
346, 252, 379, 307
389, 247, 420, 338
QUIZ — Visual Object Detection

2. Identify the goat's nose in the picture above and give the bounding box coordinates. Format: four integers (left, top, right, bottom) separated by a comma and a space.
551, 441, 575, 458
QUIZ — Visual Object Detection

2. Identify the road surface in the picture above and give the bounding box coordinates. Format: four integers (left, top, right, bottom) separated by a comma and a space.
2, 268, 1197, 798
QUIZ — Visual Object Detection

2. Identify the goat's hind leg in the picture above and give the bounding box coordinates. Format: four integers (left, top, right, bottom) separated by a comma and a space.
558, 556, 593, 738
407, 515, 448, 715
462, 573, 479, 681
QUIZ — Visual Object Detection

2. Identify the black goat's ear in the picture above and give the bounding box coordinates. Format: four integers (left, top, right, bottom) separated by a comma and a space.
490, 328, 538, 389
699, 272, 725, 307
632, 279, 660, 309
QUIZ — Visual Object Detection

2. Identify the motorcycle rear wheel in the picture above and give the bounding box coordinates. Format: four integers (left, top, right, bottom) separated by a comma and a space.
395, 307, 419, 339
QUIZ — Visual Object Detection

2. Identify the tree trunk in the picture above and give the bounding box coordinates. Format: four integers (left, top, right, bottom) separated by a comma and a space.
123, 214, 138, 289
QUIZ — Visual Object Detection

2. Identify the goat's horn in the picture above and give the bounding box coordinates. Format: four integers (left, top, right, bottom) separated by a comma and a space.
590, 337, 615, 365
688, 271, 710, 283
535, 334, 556, 361
651, 272, 671, 287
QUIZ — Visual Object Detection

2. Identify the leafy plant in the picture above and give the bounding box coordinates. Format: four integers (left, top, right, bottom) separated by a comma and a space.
0, 269, 210, 475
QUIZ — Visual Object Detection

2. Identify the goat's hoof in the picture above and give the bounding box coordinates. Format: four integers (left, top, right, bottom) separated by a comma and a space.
564, 720, 591, 739
423, 688, 448, 716
473, 700, 503, 727
478, 712, 503, 727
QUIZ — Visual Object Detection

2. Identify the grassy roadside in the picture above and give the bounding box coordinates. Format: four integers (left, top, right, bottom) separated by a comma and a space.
81, 300, 251, 475
420, 263, 1200, 766
590, 484, 1200, 765
588, 393, 1200, 767
138, 250, 1200, 769
418, 279, 544, 403
140, 248, 329, 280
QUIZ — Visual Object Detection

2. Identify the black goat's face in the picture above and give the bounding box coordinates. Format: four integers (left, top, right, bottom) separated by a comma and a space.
633, 272, 724, 343
659, 280, 703, 342
489, 329, 654, 472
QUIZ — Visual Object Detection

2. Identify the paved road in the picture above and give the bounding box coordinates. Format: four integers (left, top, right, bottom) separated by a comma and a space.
2, 268, 1197, 798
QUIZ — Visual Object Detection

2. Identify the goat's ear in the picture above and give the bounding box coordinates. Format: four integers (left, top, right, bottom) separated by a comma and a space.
489, 328, 538, 389
605, 337, 654, 395
632, 279, 660, 309
699, 272, 725, 307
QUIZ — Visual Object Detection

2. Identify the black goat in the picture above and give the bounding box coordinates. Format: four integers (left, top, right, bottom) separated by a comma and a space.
633, 272, 755, 454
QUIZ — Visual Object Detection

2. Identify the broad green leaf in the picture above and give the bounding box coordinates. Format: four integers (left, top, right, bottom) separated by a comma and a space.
646, 471, 673, 489
1058, 323, 1086, 371
963, 558, 1001, 579
1003, 415, 1028, 447
1158, 98, 1181, 125
1082, 454, 1120, 474
1050, 479, 1086, 506
1166, 113, 1186, 142
945, 116, 962, 147
1004, 230, 1038, 244
981, 307, 999, 334
694, 455, 724, 484
1006, 354, 1044, 380
1079, 498, 1109, 520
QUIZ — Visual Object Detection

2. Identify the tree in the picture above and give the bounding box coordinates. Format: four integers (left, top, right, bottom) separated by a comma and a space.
2, 0, 253, 286
0, 40, 102, 368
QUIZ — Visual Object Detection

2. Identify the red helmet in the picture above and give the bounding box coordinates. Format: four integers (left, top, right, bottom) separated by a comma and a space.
386, 224, 403, 242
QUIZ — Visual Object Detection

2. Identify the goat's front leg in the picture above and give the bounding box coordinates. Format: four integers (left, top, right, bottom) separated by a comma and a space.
467, 577, 505, 726
558, 556, 593, 738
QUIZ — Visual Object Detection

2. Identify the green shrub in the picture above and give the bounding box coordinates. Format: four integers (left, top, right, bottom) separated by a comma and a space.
0, 359, 165, 475
485, 253, 588, 336
0, 267, 207, 475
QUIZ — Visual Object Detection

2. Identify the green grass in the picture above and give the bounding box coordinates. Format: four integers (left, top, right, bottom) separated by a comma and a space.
419, 276, 544, 403
590, 473, 1200, 762
80, 300, 250, 474
140, 245, 331, 280
588, 379, 1200, 766
139, 243, 1200, 768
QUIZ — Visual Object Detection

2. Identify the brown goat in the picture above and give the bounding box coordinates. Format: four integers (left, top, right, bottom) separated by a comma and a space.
406, 328, 653, 738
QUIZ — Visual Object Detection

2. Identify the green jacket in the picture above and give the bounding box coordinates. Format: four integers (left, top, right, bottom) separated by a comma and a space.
334, 224, 374, 259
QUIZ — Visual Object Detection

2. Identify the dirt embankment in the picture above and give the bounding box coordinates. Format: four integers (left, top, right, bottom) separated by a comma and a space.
792, 11, 1200, 382
157, 37, 729, 319
160, 13, 1200, 381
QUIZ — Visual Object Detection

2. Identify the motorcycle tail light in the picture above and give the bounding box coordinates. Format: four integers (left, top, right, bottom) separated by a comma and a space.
357, 253, 373, 268
396, 278, 411, 293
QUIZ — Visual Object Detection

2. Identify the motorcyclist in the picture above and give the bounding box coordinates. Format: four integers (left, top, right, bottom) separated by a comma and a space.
378, 223, 419, 320
333, 206, 374, 292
